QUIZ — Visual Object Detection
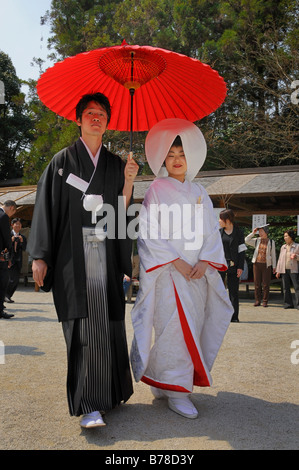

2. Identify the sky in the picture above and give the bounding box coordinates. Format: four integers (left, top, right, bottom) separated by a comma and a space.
0, 0, 53, 83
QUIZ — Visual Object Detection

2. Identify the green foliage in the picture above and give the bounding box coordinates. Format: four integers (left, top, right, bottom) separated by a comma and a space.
0, 52, 33, 181
44, 0, 124, 58
20, 88, 79, 184
3, 0, 298, 182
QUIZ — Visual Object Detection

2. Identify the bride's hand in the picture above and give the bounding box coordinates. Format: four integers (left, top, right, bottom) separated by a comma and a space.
173, 259, 193, 281
190, 261, 208, 279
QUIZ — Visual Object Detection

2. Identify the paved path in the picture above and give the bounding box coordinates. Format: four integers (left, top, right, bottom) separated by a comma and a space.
0, 285, 298, 451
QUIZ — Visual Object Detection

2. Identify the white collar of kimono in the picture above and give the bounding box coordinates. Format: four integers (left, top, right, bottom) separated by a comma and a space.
145, 118, 207, 181
80, 137, 102, 167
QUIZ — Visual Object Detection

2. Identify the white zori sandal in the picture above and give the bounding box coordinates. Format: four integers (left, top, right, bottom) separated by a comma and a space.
168, 396, 198, 419
80, 411, 106, 428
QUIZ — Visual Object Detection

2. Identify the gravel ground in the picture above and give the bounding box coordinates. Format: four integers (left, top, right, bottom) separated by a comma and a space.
0, 284, 298, 451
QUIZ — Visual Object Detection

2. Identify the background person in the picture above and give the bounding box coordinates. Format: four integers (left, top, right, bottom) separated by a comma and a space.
219, 209, 246, 323
123, 274, 131, 295
0, 200, 16, 319
276, 230, 299, 309
124, 252, 140, 302
5, 218, 27, 303
245, 225, 276, 307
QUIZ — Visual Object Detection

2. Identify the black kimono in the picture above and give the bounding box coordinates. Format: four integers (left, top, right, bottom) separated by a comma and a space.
28, 139, 134, 415
0, 208, 12, 314
6, 230, 27, 299
219, 225, 246, 322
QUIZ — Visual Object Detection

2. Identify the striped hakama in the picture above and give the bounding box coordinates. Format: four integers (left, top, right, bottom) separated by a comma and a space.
62, 228, 113, 416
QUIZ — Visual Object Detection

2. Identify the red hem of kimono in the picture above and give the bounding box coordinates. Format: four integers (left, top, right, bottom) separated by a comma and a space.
147, 259, 226, 273
141, 376, 190, 393
146, 258, 180, 273
173, 281, 211, 387
202, 260, 227, 272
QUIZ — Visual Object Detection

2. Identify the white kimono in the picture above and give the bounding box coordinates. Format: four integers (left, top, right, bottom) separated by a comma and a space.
130, 176, 233, 393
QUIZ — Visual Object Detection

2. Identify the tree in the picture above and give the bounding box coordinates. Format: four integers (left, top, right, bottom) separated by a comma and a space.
0, 52, 33, 181
25, 0, 298, 180
20, 78, 79, 184
111, 0, 299, 168
43, 0, 124, 59
201, 0, 299, 169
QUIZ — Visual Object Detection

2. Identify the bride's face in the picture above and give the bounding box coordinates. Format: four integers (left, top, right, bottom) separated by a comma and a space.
165, 145, 187, 182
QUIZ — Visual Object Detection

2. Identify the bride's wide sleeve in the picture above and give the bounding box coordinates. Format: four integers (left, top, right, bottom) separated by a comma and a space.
137, 186, 180, 273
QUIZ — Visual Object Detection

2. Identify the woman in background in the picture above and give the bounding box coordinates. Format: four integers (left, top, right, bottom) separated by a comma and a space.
276, 230, 299, 309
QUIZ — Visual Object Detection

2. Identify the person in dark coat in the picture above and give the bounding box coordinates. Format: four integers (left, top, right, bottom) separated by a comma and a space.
5, 218, 27, 303
219, 209, 246, 322
0, 200, 16, 319
27, 93, 139, 428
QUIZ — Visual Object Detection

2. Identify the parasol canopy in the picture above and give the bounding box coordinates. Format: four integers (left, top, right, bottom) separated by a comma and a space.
37, 41, 227, 149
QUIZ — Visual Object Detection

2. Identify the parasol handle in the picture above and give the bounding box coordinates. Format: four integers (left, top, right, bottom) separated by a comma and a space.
130, 87, 134, 153
129, 52, 135, 155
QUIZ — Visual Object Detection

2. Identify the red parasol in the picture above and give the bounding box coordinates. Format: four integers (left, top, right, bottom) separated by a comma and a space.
37, 41, 227, 151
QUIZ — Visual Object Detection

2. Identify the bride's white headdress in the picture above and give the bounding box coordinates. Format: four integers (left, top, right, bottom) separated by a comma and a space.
145, 118, 207, 181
